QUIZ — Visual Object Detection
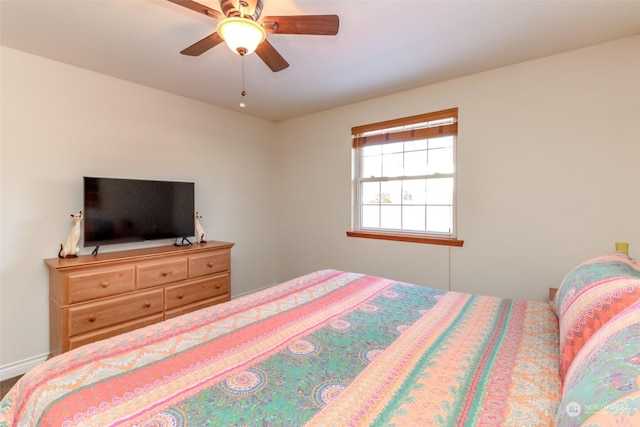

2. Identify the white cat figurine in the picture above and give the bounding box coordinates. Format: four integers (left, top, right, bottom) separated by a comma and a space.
59, 211, 83, 258
195, 212, 206, 244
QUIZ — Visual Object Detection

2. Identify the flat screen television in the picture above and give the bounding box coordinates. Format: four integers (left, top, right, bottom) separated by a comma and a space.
83, 177, 195, 247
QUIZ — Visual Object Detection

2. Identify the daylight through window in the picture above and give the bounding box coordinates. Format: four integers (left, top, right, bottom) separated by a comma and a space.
350, 108, 460, 244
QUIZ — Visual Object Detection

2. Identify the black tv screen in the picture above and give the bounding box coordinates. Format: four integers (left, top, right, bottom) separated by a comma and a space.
83, 177, 195, 247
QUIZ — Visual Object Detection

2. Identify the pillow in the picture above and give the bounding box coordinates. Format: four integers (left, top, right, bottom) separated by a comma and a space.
553, 253, 640, 380
556, 299, 640, 426
553, 253, 640, 316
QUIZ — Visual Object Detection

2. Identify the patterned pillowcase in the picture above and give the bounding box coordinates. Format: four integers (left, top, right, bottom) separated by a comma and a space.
552, 253, 640, 380
555, 300, 640, 426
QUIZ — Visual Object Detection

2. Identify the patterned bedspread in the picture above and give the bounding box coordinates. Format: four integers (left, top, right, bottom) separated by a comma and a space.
0, 270, 561, 426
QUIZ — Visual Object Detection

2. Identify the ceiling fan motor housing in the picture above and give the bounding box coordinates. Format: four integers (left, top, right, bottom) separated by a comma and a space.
220, 0, 263, 21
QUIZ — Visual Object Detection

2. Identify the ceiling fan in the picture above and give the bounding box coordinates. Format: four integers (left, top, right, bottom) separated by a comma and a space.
168, 0, 339, 72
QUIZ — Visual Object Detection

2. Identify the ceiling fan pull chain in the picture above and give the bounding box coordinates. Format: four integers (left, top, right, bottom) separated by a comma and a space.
240, 54, 247, 108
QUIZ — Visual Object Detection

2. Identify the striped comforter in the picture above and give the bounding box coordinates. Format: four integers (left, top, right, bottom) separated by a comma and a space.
0, 270, 561, 426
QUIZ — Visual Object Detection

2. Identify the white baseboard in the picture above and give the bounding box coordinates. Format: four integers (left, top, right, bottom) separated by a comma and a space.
232, 282, 276, 299
0, 353, 49, 381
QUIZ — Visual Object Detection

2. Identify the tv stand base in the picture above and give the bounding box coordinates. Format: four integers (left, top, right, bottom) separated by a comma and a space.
174, 237, 193, 247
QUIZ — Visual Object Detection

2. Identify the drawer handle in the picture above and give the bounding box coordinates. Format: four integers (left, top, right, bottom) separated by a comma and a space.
161, 271, 169, 277
215, 283, 221, 289
177, 293, 184, 299
88, 315, 96, 323
207, 262, 214, 268
100, 281, 109, 288
143, 302, 151, 308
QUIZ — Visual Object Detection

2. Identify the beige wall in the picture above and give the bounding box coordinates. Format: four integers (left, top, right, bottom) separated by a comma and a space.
1, 35, 639, 378
274, 36, 640, 299
0, 47, 279, 376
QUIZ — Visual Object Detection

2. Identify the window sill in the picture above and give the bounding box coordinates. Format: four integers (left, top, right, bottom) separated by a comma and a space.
346, 231, 464, 246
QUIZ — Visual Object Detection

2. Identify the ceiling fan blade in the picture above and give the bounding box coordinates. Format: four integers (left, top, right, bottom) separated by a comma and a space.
255, 40, 289, 72
262, 15, 339, 35
180, 32, 224, 56
167, 0, 222, 20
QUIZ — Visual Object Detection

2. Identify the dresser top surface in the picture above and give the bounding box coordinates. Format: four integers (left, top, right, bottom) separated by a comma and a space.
45, 241, 234, 270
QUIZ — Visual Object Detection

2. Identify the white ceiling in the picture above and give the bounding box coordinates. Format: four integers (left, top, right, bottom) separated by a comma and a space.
2, 0, 639, 122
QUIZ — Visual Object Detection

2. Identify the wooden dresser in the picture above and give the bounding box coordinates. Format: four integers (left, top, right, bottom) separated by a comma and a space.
45, 241, 234, 357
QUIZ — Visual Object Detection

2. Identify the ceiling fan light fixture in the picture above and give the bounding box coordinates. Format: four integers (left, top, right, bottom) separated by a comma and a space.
217, 17, 266, 56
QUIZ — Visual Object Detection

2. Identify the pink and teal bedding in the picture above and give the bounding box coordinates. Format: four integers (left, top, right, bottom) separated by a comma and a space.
552, 253, 640, 379
556, 299, 640, 426
0, 269, 561, 426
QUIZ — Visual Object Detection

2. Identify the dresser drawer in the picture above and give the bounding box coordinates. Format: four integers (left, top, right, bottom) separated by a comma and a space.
189, 250, 230, 278
66, 266, 135, 304
165, 273, 230, 310
67, 289, 163, 336
137, 258, 188, 289
68, 314, 164, 351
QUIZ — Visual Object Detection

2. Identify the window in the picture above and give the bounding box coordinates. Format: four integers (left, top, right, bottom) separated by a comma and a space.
348, 108, 463, 246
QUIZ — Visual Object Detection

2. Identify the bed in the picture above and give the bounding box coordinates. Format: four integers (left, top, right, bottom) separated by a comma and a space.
1, 253, 639, 426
